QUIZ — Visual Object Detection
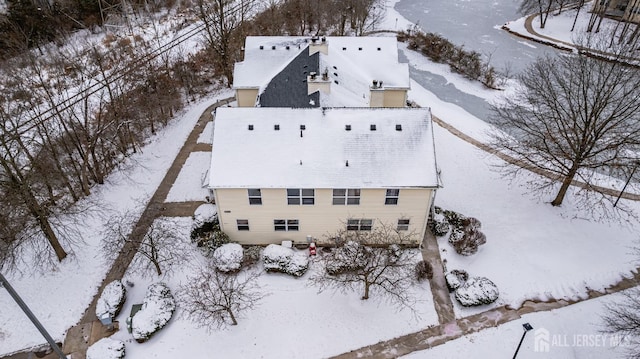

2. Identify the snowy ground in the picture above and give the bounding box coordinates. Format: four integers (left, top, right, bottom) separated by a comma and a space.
404, 292, 630, 359
3, 1, 640, 358
107, 218, 439, 358
0, 95, 225, 355
165, 152, 211, 202
504, 3, 639, 51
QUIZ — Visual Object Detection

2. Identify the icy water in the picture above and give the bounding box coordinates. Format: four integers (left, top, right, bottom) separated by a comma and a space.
395, 0, 554, 119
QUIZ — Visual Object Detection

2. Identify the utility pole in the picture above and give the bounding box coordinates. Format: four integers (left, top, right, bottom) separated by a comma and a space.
0, 273, 67, 359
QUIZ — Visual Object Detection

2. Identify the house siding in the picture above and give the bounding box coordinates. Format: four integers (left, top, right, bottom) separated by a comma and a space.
215, 187, 433, 245
236, 88, 259, 107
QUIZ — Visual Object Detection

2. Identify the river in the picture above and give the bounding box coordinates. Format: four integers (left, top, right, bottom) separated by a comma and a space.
394, 0, 554, 119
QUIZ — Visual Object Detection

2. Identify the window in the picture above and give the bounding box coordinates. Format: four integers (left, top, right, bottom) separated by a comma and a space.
333, 189, 360, 205
274, 219, 299, 231
237, 219, 250, 231
287, 189, 315, 205
385, 189, 399, 205
248, 189, 262, 205
347, 219, 373, 231
397, 219, 410, 231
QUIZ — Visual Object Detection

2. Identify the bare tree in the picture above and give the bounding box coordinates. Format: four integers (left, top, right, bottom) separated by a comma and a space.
102, 213, 192, 277
489, 36, 640, 208
311, 222, 419, 310
601, 288, 640, 358
196, 0, 256, 85
180, 266, 265, 328
519, 0, 554, 29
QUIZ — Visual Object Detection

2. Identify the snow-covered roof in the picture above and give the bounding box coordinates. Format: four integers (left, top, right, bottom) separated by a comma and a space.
233, 36, 410, 107
234, 37, 310, 89
209, 107, 439, 189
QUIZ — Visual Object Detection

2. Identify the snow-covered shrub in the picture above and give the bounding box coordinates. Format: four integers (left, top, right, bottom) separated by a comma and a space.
86, 338, 125, 359
443, 213, 486, 256
193, 203, 217, 225
445, 269, 469, 292
190, 213, 229, 256
263, 244, 309, 277
132, 283, 176, 343
242, 246, 262, 267
414, 260, 433, 281
454, 276, 499, 306
430, 209, 450, 237
212, 243, 243, 273
95, 280, 126, 320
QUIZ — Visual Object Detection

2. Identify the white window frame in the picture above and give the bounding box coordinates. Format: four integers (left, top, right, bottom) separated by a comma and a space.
385, 189, 399, 205
397, 219, 410, 231
347, 218, 373, 231
237, 219, 250, 231
333, 189, 361, 205
287, 189, 315, 205
274, 219, 299, 231
248, 188, 262, 205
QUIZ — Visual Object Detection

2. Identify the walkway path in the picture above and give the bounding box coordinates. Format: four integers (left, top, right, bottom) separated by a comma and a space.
421, 230, 455, 324
58, 96, 234, 359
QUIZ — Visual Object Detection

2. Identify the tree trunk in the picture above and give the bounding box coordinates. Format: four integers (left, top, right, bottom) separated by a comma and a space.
227, 309, 238, 325
551, 163, 580, 206
362, 282, 370, 300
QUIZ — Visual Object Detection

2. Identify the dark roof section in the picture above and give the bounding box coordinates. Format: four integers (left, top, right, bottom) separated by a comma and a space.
258, 47, 320, 108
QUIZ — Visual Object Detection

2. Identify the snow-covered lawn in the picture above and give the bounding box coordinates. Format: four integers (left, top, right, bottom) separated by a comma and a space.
165, 151, 211, 202
0, 96, 225, 355
407, 84, 639, 315
109, 217, 439, 358
404, 293, 629, 358
197, 121, 214, 144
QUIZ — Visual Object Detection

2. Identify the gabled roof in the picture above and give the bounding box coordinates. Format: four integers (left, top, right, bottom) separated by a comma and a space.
233, 36, 410, 107
258, 47, 320, 108
209, 107, 439, 189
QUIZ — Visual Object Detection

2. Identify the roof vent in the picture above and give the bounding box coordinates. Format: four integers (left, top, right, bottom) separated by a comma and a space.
286, 45, 290, 50
259, 45, 264, 50
342, 47, 346, 51
274, 124, 280, 130
272, 45, 276, 50
333, 65, 337, 69
345, 124, 351, 131
321, 36, 326, 42
310, 72, 317, 80
373, 80, 378, 88
334, 80, 339, 85
358, 47, 362, 51
248, 124, 254, 131
311, 36, 318, 44
300, 124, 306, 130
396, 124, 402, 131
377, 47, 381, 51
370, 124, 376, 131
345, 160, 349, 167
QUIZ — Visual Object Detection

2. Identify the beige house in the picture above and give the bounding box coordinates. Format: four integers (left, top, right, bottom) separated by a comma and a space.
233, 36, 411, 108
209, 107, 440, 246
592, 0, 640, 23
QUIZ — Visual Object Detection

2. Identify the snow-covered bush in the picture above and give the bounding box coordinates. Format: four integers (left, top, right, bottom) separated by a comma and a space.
430, 209, 450, 237
242, 246, 262, 267
86, 338, 125, 359
445, 269, 469, 292
263, 244, 309, 277
132, 283, 176, 343
193, 203, 217, 226
454, 276, 499, 306
212, 243, 243, 273
95, 280, 126, 320
414, 260, 433, 281
191, 212, 229, 256
441, 210, 486, 256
